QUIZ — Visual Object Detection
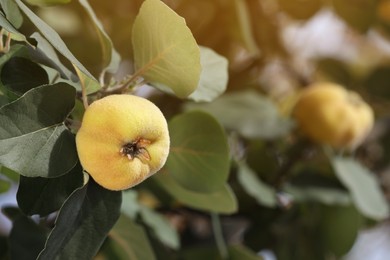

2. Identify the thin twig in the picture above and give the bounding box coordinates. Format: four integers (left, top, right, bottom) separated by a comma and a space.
81, 82, 89, 109
5, 32, 11, 52
0, 29, 4, 52
211, 213, 229, 260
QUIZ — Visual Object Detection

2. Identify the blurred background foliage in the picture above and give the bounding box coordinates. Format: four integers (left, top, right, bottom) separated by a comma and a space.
3, 0, 390, 259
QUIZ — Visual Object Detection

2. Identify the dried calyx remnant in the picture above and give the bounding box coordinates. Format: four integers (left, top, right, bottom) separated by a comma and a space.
120, 138, 151, 161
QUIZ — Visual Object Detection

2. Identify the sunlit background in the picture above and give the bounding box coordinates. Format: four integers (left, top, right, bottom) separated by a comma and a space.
2, 0, 390, 259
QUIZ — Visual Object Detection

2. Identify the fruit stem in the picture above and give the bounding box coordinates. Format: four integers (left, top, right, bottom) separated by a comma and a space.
211, 213, 229, 260
81, 81, 89, 109
4, 32, 11, 53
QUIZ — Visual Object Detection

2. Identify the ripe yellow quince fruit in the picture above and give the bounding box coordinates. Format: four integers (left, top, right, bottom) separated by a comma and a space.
292, 83, 374, 150
76, 94, 170, 191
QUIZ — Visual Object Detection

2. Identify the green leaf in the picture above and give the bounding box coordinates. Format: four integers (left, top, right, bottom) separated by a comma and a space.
0, 83, 78, 177
188, 46, 228, 102
73, 64, 101, 95
319, 205, 361, 257
229, 245, 264, 260
0, 94, 7, 106
331, 156, 390, 220
237, 162, 277, 208
0, 45, 29, 100
284, 185, 351, 206
0, 178, 10, 193
0, 0, 23, 28
185, 90, 294, 139
5, 207, 47, 260
121, 190, 179, 249
17, 163, 84, 217
132, 0, 201, 98
38, 178, 122, 259
0, 165, 19, 182
25, 0, 71, 7
121, 190, 140, 219
167, 111, 230, 193
154, 172, 238, 214
0, 11, 26, 42
14, 0, 99, 93
30, 32, 74, 79
1, 56, 49, 96
0, 44, 29, 69
106, 214, 156, 260
78, 0, 120, 75
139, 205, 180, 249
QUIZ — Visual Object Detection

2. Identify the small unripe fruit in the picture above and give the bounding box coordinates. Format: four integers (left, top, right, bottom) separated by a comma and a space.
292, 83, 374, 150
76, 94, 170, 191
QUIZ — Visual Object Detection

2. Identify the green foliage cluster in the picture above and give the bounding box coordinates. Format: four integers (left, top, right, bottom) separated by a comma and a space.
0, 0, 389, 259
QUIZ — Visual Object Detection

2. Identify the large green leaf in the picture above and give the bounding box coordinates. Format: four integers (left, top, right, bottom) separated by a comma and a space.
0, 83, 78, 177
188, 46, 228, 102
0, 44, 29, 69
38, 178, 122, 259
167, 111, 230, 193
30, 32, 74, 79
132, 0, 201, 98
0, 45, 29, 97
105, 214, 156, 260
139, 205, 180, 249
17, 163, 84, 217
185, 90, 294, 139
78, 0, 120, 75
319, 205, 362, 257
154, 172, 238, 214
14, 0, 100, 94
4, 207, 47, 260
237, 162, 277, 208
1, 56, 49, 96
0, 0, 23, 28
331, 156, 389, 220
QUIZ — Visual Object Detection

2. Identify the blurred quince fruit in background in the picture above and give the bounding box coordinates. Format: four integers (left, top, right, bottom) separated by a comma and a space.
292, 83, 374, 150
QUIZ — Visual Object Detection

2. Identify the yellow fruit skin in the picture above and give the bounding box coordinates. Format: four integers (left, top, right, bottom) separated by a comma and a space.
292, 83, 374, 150
76, 94, 170, 191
